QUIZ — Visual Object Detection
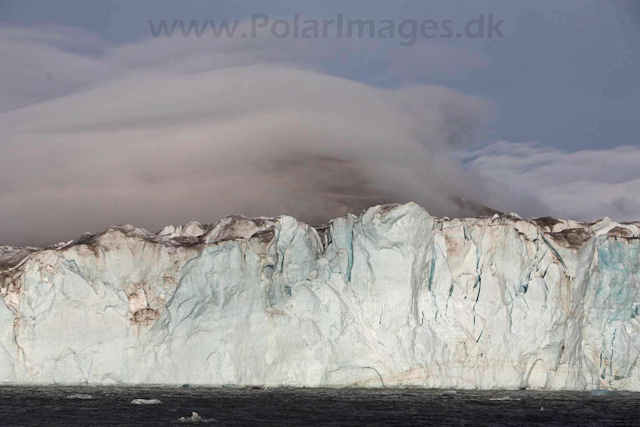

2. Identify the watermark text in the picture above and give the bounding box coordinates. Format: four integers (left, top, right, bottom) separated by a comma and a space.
148, 14, 505, 46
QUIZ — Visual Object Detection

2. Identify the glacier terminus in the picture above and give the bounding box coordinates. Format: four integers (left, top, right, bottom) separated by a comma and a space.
0, 203, 639, 390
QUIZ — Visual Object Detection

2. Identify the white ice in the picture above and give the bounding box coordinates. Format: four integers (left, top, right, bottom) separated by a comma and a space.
1, 203, 639, 390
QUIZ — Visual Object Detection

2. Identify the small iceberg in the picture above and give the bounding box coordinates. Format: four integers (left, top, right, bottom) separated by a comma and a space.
178, 412, 215, 423
66, 394, 95, 400
440, 390, 457, 396
131, 398, 162, 405
489, 396, 521, 401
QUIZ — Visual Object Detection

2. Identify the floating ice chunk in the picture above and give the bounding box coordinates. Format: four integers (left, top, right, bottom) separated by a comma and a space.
178, 412, 215, 423
66, 394, 95, 400
489, 397, 521, 401
131, 399, 162, 405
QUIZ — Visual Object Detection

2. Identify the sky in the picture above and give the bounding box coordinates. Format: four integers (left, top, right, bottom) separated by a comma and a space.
0, 0, 639, 246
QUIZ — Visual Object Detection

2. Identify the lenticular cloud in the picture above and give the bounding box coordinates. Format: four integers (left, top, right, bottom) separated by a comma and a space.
0, 26, 542, 246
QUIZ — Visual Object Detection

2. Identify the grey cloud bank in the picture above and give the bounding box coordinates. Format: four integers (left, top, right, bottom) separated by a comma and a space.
0, 18, 638, 247
462, 142, 640, 222
0, 26, 534, 247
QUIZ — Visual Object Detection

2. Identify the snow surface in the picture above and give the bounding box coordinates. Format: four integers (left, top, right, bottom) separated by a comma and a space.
1, 203, 639, 389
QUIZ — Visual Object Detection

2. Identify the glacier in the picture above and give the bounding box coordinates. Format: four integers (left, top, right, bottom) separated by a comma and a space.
0, 202, 639, 390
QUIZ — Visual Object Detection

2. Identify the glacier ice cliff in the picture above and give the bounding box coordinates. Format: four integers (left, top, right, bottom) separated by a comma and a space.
1, 203, 639, 390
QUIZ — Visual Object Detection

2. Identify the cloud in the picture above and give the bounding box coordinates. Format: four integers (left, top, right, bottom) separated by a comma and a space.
0, 25, 543, 246
461, 141, 640, 221
0, 26, 115, 113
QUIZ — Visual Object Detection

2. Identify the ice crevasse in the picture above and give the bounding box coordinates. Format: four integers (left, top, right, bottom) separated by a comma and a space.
0, 202, 639, 390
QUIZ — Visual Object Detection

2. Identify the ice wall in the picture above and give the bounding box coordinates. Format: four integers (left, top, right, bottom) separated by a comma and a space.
1, 203, 639, 389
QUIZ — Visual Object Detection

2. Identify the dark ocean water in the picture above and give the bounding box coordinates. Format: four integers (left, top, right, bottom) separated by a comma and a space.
0, 386, 638, 426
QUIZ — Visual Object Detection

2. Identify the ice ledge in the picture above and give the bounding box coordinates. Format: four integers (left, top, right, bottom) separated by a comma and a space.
3, 202, 638, 259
